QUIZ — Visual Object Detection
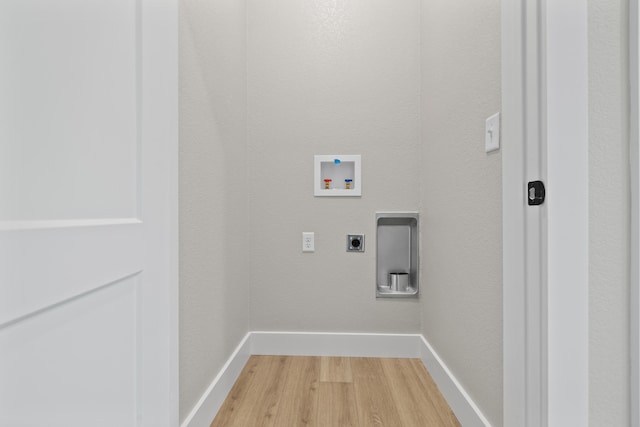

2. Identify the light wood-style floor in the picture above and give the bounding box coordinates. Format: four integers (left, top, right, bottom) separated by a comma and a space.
210, 355, 460, 427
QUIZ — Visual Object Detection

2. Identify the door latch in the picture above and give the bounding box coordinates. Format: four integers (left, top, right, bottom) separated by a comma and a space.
528, 181, 545, 206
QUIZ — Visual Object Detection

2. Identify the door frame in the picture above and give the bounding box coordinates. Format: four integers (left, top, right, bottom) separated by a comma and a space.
630, 1, 640, 425
140, 0, 179, 423
502, 1, 590, 425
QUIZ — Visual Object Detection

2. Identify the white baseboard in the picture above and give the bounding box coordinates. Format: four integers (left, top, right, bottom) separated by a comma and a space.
181, 331, 492, 427
179, 332, 252, 427
419, 335, 492, 427
250, 331, 421, 358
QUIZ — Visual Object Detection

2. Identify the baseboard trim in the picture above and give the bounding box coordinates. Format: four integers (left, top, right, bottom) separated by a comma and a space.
179, 332, 252, 427
182, 331, 492, 427
250, 331, 422, 358
419, 335, 492, 427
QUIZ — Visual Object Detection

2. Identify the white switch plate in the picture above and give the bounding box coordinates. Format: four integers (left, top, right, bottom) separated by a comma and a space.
302, 232, 314, 252
485, 112, 500, 153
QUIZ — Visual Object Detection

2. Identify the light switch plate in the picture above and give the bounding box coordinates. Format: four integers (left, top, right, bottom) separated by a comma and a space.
485, 112, 500, 153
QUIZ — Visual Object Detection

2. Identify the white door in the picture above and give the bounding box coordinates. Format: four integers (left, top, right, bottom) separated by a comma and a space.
0, 0, 177, 426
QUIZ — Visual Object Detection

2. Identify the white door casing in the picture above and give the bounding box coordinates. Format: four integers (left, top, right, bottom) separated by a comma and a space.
545, 2, 589, 425
630, 1, 640, 425
503, 1, 548, 424
501, 0, 529, 423
503, 0, 589, 425
0, 0, 178, 426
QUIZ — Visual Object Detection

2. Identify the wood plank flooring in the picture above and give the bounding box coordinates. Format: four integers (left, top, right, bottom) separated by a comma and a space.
210, 356, 460, 427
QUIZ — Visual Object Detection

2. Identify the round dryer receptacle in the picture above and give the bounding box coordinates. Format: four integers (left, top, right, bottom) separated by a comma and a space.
347, 234, 365, 252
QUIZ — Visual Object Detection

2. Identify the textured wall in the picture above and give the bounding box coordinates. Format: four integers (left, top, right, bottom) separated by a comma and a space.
420, 1, 503, 425
247, 0, 422, 333
179, 0, 249, 422
175, 2, 634, 424
588, 0, 630, 424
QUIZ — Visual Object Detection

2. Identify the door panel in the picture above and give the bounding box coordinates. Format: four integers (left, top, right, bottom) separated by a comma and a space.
0, 0, 177, 425
0, 0, 139, 221
0, 276, 139, 427
0, 223, 142, 326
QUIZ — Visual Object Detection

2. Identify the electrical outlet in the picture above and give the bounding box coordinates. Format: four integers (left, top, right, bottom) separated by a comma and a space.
347, 234, 365, 252
302, 232, 314, 252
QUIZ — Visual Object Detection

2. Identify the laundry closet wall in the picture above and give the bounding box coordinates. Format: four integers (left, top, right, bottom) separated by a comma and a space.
179, 0, 249, 422
179, 0, 505, 424
419, 1, 503, 425
246, 0, 422, 333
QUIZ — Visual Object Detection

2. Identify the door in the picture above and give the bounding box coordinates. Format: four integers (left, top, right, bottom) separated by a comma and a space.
0, 1, 177, 426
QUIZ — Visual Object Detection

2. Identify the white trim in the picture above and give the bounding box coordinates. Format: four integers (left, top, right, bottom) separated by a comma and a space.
250, 331, 420, 358
545, 2, 590, 425
181, 332, 490, 427
524, 0, 548, 424
501, 0, 528, 424
179, 333, 252, 427
0, 218, 142, 231
419, 336, 492, 427
502, 0, 550, 424
139, 0, 179, 423
630, 0, 640, 425
503, 1, 590, 425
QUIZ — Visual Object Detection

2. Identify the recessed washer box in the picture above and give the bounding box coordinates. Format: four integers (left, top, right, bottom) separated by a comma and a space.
314, 155, 361, 197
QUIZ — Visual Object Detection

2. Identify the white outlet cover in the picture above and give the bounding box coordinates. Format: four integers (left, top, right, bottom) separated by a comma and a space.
485, 112, 500, 153
302, 232, 314, 252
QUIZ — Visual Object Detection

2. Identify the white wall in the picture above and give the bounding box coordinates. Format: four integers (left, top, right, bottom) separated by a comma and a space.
246, 0, 422, 333
588, 0, 630, 424
420, 1, 503, 426
179, 0, 248, 422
